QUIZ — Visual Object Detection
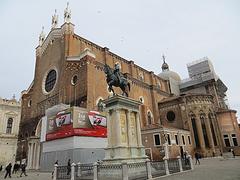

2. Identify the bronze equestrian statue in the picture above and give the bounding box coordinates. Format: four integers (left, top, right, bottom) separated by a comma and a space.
103, 63, 130, 97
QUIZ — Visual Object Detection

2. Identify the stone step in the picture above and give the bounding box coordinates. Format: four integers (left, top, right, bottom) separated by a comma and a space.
223, 152, 234, 158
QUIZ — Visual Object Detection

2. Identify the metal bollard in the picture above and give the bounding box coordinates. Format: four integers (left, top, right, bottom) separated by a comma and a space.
188, 155, 194, 170
71, 163, 76, 180
77, 162, 81, 177
177, 156, 183, 172
122, 162, 128, 180
93, 162, 98, 180
163, 157, 170, 175
53, 164, 58, 180
146, 159, 152, 179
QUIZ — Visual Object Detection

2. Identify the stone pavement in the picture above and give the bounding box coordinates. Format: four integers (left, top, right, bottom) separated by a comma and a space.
0, 157, 239, 180
0, 171, 52, 180
157, 157, 240, 180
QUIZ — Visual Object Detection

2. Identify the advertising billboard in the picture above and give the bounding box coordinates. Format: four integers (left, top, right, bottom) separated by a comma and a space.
46, 107, 107, 141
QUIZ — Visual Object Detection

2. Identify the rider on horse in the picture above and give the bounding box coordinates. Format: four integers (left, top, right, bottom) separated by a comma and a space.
104, 63, 130, 97
114, 63, 121, 84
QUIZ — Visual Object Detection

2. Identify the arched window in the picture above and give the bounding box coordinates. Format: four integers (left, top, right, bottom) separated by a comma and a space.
6, 118, 13, 134
190, 113, 200, 148
200, 113, 210, 148
208, 113, 218, 146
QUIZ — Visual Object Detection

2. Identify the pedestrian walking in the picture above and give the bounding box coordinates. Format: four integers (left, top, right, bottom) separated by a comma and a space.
184, 151, 189, 165
67, 159, 71, 175
20, 163, 28, 177
231, 149, 235, 158
51, 160, 58, 179
12, 163, 18, 174
0, 165, 2, 171
195, 152, 201, 165
4, 163, 12, 179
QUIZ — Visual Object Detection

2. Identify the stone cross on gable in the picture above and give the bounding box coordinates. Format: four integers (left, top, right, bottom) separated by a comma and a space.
64, 2, 71, 23
51, 9, 58, 29
162, 54, 166, 63
39, 26, 45, 46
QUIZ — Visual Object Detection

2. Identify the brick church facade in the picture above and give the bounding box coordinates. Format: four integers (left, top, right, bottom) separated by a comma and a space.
17, 5, 240, 166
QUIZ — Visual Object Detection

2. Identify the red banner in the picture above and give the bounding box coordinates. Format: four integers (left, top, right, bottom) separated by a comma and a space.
46, 124, 107, 141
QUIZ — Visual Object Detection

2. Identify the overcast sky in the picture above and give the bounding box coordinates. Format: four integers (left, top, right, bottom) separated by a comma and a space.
0, 0, 239, 118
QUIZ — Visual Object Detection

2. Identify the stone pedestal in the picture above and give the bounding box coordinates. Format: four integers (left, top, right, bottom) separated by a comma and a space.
99, 95, 147, 179
103, 95, 147, 164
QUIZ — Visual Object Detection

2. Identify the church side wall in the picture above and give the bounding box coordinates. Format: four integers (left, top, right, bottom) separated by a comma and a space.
66, 35, 170, 127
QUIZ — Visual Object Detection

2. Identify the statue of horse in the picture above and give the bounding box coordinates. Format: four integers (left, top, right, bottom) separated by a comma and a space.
103, 64, 130, 97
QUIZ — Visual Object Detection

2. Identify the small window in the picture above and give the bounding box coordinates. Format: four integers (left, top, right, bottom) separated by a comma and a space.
167, 134, 171, 145
232, 134, 238, 146
224, 135, 228, 138
188, 136, 191, 145
28, 99, 32, 107
223, 134, 231, 147
182, 135, 185, 145
71, 75, 78, 85
154, 134, 161, 146
175, 135, 179, 145
6, 118, 13, 134
139, 96, 144, 104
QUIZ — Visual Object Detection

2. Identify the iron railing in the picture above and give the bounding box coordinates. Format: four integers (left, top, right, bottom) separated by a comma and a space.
151, 161, 166, 178
56, 166, 71, 180
55, 157, 193, 180
181, 159, 191, 171
75, 163, 93, 180
168, 158, 180, 174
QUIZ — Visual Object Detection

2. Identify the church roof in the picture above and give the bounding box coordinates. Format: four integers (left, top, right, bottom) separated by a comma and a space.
158, 70, 181, 82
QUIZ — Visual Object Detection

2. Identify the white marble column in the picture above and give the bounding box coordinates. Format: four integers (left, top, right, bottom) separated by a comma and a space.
28, 143, 33, 169
34, 142, 38, 169
136, 112, 143, 146
27, 144, 30, 168
115, 109, 121, 146
127, 110, 133, 147
106, 110, 112, 148
32, 143, 35, 169
35, 143, 40, 170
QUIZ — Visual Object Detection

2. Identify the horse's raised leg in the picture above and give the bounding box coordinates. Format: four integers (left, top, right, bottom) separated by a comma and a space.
108, 85, 115, 96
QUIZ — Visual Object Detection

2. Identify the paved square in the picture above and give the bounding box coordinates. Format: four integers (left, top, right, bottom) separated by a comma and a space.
0, 157, 239, 180
159, 157, 240, 180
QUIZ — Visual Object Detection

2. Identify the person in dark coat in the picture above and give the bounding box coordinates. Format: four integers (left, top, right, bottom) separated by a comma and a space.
67, 159, 71, 175
0, 165, 2, 171
4, 163, 12, 179
195, 152, 201, 165
20, 163, 28, 177
12, 163, 18, 174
